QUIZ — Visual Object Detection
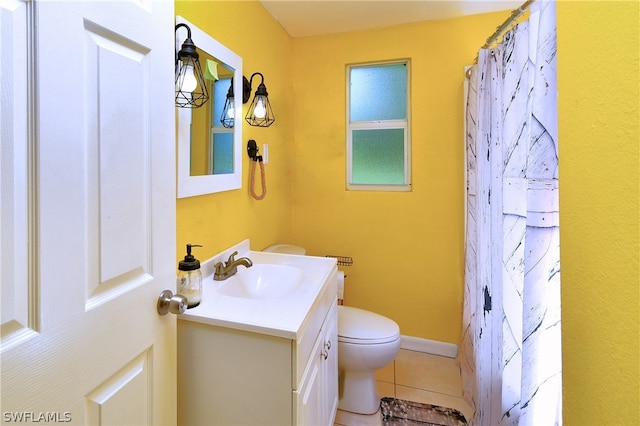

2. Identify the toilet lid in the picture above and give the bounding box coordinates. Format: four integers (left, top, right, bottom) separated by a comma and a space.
338, 306, 400, 344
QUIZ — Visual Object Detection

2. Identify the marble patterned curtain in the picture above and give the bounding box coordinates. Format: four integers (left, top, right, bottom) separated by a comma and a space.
458, 1, 562, 424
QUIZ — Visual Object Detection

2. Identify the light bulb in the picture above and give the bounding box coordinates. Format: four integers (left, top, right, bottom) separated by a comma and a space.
181, 64, 198, 93
227, 99, 235, 118
253, 97, 266, 119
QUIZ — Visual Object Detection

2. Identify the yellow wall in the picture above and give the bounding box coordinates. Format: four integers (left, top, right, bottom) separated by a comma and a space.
290, 14, 507, 343
175, 0, 296, 261
175, 1, 640, 423
557, 1, 639, 424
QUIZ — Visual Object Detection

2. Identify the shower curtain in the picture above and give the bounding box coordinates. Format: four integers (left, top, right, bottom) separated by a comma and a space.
458, 1, 561, 424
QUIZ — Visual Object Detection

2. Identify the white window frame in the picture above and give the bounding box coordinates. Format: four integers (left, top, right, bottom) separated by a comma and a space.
346, 60, 411, 191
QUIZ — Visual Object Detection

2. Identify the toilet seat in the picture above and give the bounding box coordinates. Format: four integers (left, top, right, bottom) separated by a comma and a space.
338, 306, 400, 345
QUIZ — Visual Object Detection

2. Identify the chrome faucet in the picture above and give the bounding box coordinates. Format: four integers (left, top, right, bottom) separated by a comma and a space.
213, 251, 253, 281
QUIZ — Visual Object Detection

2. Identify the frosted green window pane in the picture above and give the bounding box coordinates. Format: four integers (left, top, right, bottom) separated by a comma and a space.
350, 64, 406, 121
352, 129, 404, 184
213, 133, 233, 174
213, 78, 231, 123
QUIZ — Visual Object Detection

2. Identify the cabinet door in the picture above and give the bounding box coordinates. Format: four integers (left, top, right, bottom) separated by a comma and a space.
296, 335, 324, 425
323, 304, 339, 424
295, 302, 339, 426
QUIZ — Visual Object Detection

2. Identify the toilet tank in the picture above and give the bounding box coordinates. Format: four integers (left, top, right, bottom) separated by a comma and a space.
263, 244, 306, 255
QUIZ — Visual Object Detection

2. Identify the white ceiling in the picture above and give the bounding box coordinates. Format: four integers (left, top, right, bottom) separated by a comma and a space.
260, 1, 521, 38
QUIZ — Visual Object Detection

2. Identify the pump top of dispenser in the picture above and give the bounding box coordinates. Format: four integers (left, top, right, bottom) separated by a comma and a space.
179, 244, 202, 271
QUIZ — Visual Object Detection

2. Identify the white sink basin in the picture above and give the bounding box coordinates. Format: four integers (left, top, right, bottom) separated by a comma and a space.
217, 264, 304, 299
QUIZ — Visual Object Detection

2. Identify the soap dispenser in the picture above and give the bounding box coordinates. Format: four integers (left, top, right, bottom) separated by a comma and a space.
177, 244, 202, 308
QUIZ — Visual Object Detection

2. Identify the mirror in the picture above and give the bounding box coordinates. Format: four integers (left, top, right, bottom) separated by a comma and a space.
176, 16, 242, 198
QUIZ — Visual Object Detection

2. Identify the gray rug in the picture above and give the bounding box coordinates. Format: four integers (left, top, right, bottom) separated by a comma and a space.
380, 397, 468, 426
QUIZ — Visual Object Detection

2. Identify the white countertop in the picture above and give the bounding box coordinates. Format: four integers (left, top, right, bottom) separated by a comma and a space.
178, 240, 337, 339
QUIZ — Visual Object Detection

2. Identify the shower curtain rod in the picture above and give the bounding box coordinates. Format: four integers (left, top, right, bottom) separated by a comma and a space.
471, 0, 536, 65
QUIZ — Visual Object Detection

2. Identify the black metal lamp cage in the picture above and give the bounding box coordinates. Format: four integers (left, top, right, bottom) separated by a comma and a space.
175, 23, 209, 108
220, 79, 235, 128
244, 72, 275, 127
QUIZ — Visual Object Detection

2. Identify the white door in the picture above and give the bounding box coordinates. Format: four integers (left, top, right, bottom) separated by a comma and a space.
1, 1, 177, 424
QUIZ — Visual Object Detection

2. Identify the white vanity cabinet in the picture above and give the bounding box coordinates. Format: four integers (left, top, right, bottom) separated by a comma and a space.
177, 258, 338, 426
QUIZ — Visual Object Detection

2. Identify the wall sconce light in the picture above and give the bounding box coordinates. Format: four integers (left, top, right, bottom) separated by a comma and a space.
175, 23, 209, 108
244, 72, 275, 127
220, 76, 251, 128
220, 79, 235, 128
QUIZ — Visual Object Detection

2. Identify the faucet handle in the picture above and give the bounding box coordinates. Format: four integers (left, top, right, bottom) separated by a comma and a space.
226, 251, 239, 264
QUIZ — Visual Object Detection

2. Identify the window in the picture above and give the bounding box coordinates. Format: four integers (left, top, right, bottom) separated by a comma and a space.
189, 76, 234, 176
347, 61, 410, 190
211, 77, 234, 174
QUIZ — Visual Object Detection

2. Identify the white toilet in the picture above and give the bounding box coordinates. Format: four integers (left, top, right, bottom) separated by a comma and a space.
263, 244, 401, 415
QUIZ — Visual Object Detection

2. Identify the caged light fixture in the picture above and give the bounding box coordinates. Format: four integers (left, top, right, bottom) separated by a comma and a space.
220, 76, 250, 128
175, 23, 209, 108
244, 72, 275, 127
220, 79, 235, 128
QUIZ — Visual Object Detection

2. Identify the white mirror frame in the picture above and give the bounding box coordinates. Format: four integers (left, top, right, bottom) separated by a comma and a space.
176, 16, 242, 198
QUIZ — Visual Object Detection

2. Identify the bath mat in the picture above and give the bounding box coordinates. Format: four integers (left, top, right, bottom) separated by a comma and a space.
380, 397, 468, 426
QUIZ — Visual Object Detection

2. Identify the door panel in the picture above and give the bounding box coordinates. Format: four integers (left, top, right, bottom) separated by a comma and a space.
85, 18, 152, 305
0, 0, 32, 347
86, 350, 152, 425
1, 1, 176, 424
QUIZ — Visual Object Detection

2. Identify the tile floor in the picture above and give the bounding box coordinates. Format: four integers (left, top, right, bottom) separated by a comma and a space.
334, 349, 474, 426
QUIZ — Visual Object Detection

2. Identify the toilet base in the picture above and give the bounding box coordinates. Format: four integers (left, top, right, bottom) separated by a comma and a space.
338, 369, 380, 415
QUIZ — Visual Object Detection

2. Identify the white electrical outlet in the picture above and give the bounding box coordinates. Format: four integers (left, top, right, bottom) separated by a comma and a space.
263, 144, 269, 164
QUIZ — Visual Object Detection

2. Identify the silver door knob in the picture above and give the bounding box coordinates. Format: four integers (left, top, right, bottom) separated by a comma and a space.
157, 290, 187, 315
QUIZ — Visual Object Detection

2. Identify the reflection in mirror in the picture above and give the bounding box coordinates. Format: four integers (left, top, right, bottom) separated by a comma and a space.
189, 48, 234, 177
176, 16, 242, 198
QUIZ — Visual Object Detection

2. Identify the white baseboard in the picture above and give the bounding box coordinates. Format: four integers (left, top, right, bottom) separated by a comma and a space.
400, 335, 458, 358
